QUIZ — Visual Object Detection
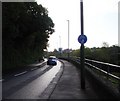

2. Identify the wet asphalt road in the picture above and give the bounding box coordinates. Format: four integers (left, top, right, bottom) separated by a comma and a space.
2, 60, 62, 99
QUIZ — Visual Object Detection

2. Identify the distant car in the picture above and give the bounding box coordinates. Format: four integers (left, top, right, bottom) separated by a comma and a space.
47, 56, 57, 66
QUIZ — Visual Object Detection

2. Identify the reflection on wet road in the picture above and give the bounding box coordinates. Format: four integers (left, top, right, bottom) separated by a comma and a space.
3, 61, 62, 99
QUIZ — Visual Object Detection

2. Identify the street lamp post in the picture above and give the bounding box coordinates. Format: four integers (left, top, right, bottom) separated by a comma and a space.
67, 20, 70, 59
59, 36, 61, 57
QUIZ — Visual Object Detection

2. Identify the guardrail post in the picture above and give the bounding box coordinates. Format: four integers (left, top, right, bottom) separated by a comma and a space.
118, 83, 120, 93
119, 74, 120, 93
98, 64, 101, 77
91, 60, 93, 70
106, 65, 110, 84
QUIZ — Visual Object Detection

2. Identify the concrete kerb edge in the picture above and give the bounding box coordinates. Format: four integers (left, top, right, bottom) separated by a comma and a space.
39, 59, 64, 99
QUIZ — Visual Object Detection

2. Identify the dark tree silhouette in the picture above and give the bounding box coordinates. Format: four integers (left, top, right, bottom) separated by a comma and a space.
2, 2, 54, 71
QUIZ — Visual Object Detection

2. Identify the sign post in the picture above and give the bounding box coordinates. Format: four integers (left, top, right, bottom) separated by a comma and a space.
78, 0, 87, 89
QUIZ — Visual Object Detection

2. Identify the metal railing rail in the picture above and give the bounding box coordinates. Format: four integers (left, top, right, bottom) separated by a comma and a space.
85, 62, 120, 81
85, 58, 120, 69
85, 58, 120, 82
61, 56, 120, 94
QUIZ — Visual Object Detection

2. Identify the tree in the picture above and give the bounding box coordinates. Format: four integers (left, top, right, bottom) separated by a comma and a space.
102, 42, 109, 48
2, 2, 54, 71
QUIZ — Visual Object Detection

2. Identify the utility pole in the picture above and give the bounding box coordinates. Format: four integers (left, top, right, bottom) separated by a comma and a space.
67, 20, 70, 59
59, 36, 61, 57
59, 36, 61, 48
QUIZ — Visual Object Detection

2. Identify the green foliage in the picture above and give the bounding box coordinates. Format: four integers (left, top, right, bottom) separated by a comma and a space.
70, 45, 120, 65
71, 49, 80, 57
47, 45, 120, 65
3, 2, 54, 71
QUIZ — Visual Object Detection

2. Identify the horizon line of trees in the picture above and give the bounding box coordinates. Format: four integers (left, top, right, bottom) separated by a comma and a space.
48, 44, 120, 65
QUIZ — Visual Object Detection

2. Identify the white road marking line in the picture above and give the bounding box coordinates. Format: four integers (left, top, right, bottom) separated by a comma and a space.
14, 71, 27, 77
31, 67, 38, 71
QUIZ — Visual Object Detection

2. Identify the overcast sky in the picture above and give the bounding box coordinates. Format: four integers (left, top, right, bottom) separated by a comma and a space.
36, 0, 119, 51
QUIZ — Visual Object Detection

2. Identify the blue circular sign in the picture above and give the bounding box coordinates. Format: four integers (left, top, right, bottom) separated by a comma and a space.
78, 35, 87, 44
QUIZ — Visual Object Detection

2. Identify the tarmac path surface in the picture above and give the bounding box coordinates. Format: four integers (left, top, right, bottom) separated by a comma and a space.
49, 60, 98, 99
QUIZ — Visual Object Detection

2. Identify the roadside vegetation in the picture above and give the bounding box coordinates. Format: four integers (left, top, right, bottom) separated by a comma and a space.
49, 43, 120, 65
3, 2, 54, 72
73, 45, 119, 65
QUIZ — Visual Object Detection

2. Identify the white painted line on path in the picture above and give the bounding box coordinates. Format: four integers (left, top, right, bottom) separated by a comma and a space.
14, 71, 27, 77
31, 67, 38, 71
